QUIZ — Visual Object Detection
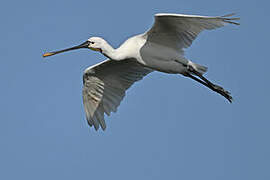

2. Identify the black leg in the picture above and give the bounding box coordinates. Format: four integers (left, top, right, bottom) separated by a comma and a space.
184, 71, 233, 103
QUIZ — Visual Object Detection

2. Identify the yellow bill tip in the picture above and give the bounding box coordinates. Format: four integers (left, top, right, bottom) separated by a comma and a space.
42, 52, 55, 57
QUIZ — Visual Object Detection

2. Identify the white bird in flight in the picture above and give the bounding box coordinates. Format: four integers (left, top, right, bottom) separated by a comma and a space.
43, 13, 239, 131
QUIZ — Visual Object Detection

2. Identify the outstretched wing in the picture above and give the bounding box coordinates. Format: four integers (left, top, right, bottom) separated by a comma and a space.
145, 13, 239, 54
82, 59, 152, 131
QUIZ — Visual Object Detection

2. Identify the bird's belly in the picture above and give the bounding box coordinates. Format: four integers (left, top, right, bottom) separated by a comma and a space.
141, 58, 187, 74
139, 44, 188, 74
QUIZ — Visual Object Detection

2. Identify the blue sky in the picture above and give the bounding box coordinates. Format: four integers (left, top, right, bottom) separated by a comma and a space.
1, 0, 269, 179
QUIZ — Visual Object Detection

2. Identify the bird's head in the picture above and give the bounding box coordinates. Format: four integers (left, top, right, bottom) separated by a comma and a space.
43, 37, 107, 57
87, 37, 108, 53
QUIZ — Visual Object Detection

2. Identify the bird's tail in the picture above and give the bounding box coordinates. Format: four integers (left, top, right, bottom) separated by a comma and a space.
188, 61, 208, 74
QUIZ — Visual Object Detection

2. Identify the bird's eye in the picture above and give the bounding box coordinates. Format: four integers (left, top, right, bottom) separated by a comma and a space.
90, 41, 95, 44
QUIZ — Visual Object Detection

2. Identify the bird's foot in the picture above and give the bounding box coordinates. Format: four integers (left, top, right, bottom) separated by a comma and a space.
186, 64, 233, 103
212, 84, 233, 103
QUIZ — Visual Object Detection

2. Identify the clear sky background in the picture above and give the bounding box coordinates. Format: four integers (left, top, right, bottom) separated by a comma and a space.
1, 0, 269, 179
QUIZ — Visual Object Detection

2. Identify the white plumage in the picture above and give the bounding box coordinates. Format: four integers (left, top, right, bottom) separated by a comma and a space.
43, 13, 239, 130
82, 59, 152, 130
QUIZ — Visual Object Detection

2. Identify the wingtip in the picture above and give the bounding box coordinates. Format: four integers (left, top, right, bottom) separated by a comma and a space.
221, 13, 240, 25
220, 13, 240, 25
221, 13, 236, 17
101, 126, 107, 131
224, 20, 240, 25
94, 125, 99, 131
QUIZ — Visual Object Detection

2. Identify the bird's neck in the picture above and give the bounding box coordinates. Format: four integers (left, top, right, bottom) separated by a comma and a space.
102, 43, 127, 61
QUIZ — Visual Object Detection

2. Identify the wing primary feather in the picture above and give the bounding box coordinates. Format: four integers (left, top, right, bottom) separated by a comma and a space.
221, 13, 236, 17
95, 106, 106, 130
92, 116, 100, 131
223, 20, 240, 25
83, 94, 94, 127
